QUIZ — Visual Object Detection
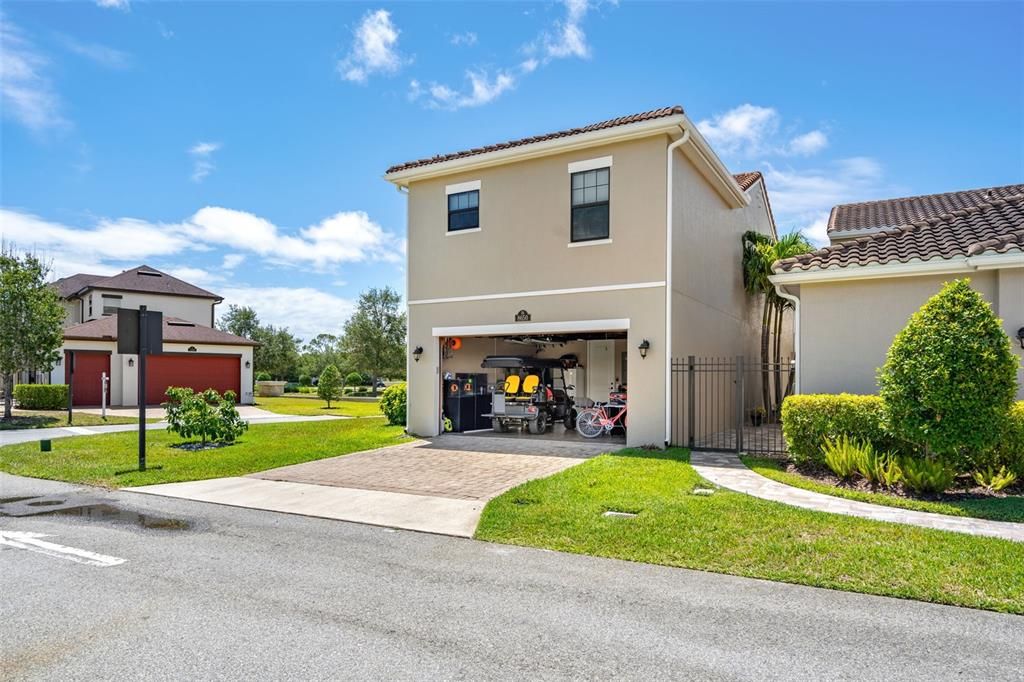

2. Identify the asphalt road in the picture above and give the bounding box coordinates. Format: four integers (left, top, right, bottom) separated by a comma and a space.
2, 473, 1023, 681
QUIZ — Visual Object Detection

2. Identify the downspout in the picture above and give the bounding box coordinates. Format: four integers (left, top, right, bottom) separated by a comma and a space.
772, 281, 800, 394
664, 127, 690, 446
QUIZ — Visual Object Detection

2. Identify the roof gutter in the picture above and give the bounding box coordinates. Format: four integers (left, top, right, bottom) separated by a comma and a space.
770, 250, 1024, 286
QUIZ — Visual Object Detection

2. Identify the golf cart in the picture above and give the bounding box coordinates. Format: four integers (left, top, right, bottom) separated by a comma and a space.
482, 355, 576, 434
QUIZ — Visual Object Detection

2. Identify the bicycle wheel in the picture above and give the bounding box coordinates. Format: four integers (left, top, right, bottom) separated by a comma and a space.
576, 409, 604, 438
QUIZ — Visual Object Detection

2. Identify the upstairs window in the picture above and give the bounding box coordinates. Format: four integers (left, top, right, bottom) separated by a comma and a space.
101, 294, 122, 316
571, 167, 610, 242
448, 190, 479, 232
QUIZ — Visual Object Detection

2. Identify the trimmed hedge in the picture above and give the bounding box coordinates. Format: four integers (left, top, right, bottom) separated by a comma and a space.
13, 384, 69, 410
379, 382, 406, 426
781, 394, 898, 465
995, 401, 1024, 477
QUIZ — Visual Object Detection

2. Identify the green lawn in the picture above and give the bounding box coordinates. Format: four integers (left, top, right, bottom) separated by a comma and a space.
477, 448, 1024, 614
255, 395, 383, 418
743, 456, 1024, 523
0, 418, 408, 488
0, 411, 140, 431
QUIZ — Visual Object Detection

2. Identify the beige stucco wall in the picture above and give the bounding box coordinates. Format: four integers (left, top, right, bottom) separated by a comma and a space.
407, 287, 666, 447
81, 290, 216, 327
405, 135, 668, 302
799, 270, 1023, 398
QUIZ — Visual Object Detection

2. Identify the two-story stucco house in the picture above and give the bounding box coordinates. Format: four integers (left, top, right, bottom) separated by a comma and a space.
39, 265, 256, 407
385, 106, 778, 447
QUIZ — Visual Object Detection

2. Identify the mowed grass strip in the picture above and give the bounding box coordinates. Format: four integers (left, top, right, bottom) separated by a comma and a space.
255, 395, 384, 418
0, 411, 140, 431
743, 456, 1024, 523
0, 419, 408, 488
476, 449, 1024, 614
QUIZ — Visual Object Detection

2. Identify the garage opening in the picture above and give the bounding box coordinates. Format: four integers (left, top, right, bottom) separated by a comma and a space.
438, 329, 628, 444
146, 353, 241, 405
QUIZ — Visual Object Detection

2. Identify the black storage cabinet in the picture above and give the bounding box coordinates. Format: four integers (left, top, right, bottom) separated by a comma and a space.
444, 373, 491, 432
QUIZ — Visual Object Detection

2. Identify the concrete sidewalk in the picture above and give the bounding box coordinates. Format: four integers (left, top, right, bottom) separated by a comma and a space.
0, 414, 341, 447
691, 451, 1024, 543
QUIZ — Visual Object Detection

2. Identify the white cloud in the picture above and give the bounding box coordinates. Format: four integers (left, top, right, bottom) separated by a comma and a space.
57, 35, 131, 69
787, 130, 828, 156
96, 0, 130, 9
0, 205, 404, 275
221, 253, 245, 270
416, 69, 517, 110
158, 22, 174, 39
761, 157, 893, 246
219, 286, 356, 341
543, 0, 591, 59
165, 266, 223, 289
338, 9, 404, 84
189, 141, 221, 182
0, 19, 68, 132
697, 104, 779, 156
450, 32, 477, 47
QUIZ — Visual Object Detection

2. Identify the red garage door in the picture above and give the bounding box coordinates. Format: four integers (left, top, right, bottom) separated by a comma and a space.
68, 351, 111, 407
146, 354, 241, 405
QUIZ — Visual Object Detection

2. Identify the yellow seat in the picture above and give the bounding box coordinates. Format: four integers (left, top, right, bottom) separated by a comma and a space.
521, 374, 540, 395
503, 375, 521, 396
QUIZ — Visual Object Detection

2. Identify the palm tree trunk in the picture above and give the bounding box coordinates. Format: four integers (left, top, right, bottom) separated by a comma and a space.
772, 300, 784, 411
760, 298, 771, 415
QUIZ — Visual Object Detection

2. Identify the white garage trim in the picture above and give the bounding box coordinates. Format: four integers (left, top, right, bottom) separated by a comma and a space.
432, 318, 629, 337
409, 281, 664, 306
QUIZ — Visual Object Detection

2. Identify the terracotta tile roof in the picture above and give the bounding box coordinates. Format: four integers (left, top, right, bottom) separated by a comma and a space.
55, 265, 221, 300
385, 106, 685, 175
63, 315, 256, 346
733, 171, 762, 191
774, 193, 1024, 273
828, 183, 1024, 234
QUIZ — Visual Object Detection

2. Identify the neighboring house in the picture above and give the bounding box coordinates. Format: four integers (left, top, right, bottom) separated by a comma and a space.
771, 185, 1024, 398
385, 106, 778, 446
33, 265, 256, 406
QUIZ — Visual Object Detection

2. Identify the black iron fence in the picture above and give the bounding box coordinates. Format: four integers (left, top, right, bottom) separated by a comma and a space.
670, 356, 793, 455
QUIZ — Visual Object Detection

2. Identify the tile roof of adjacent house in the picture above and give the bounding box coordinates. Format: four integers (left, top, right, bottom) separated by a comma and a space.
52, 265, 221, 300
774, 193, 1024, 273
385, 106, 685, 174
733, 171, 762, 191
828, 183, 1024, 234
63, 315, 256, 346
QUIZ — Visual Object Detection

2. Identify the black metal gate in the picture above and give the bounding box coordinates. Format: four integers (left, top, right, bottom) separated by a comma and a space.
670, 356, 792, 455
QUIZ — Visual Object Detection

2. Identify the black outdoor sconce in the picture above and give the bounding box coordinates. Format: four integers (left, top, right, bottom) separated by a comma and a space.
128, 358, 134, 368
412, 345, 424, 362
245, 360, 251, 368
1017, 327, 1024, 350
638, 339, 650, 359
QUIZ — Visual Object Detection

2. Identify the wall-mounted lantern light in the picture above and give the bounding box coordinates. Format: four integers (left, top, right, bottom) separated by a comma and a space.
128, 358, 134, 368
245, 360, 251, 368
1017, 327, 1024, 350
412, 345, 424, 362
638, 339, 650, 359
55, 356, 62, 366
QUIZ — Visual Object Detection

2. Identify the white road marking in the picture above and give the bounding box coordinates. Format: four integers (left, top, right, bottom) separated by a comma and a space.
0, 531, 126, 567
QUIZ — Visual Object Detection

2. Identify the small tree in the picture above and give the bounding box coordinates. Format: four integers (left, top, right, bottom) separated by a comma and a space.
0, 247, 66, 419
318, 364, 342, 408
379, 382, 407, 426
879, 279, 1018, 461
345, 371, 364, 387
164, 387, 247, 444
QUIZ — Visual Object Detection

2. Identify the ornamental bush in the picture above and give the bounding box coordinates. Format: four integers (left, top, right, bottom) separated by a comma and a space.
164, 387, 248, 444
13, 384, 68, 410
878, 279, 1018, 461
994, 401, 1024, 477
254, 371, 272, 382
318, 364, 343, 407
379, 382, 406, 426
345, 371, 364, 387
781, 394, 901, 465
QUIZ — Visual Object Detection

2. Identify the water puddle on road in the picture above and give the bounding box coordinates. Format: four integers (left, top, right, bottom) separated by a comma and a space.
0, 498, 191, 530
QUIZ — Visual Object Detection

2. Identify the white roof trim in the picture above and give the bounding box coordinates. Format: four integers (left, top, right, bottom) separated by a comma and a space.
409, 280, 664, 306
445, 180, 480, 195
432, 318, 630, 337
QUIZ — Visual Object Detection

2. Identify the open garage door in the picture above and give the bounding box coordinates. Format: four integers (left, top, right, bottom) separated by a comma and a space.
68, 351, 111, 407
146, 354, 240, 405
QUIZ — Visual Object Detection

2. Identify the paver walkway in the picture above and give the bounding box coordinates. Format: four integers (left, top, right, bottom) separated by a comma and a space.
690, 451, 1024, 543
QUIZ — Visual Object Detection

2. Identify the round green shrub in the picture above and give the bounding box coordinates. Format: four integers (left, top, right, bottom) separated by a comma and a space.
781, 394, 902, 465
255, 371, 272, 382
298, 374, 311, 387
379, 382, 406, 426
345, 371, 363, 386
878, 279, 1019, 461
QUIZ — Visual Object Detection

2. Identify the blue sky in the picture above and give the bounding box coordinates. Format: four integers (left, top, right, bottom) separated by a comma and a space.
2, 0, 1022, 340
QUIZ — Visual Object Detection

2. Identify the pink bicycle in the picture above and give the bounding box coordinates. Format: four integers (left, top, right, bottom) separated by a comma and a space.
575, 398, 627, 438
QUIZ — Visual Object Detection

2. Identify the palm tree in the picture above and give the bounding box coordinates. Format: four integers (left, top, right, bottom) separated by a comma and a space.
741, 230, 813, 416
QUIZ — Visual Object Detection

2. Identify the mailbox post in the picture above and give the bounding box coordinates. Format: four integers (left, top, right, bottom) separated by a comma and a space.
118, 306, 162, 471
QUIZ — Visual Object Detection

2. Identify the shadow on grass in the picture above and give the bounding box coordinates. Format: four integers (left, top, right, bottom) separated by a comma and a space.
0, 416, 64, 430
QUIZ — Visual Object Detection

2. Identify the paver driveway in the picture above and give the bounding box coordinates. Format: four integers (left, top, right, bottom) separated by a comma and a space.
127, 435, 612, 536
251, 435, 609, 500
